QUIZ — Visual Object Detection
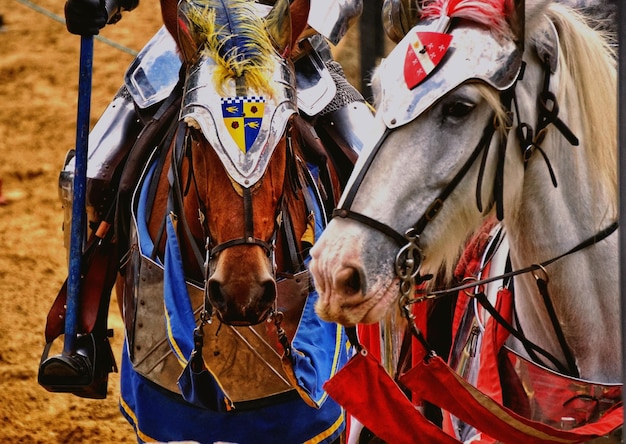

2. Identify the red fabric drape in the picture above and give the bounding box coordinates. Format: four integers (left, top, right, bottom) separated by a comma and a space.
401, 356, 623, 444
324, 348, 460, 444
327, 217, 622, 443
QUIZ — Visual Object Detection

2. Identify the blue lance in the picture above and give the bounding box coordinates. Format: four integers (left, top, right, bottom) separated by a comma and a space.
63, 35, 94, 356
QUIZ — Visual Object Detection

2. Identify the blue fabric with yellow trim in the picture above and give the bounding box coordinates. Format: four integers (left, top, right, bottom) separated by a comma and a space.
119, 157, 348, 443
163, 214, 195, 365
120, 345, 345, 444
286, 162, 349, 406
289, 295, 347, 407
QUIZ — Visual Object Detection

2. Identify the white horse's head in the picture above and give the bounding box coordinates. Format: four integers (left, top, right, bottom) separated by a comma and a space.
310, 0, 617, 334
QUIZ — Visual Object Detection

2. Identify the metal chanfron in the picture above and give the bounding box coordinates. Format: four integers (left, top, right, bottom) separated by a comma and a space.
179, 53, 297, 187
375, 20, 522, 129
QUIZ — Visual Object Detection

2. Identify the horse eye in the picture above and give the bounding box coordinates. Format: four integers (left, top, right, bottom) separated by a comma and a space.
443, 100, 475, 119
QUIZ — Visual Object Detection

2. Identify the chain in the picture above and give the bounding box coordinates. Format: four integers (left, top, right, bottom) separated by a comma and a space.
394, 228, 424, 307
200, 236, 214, 326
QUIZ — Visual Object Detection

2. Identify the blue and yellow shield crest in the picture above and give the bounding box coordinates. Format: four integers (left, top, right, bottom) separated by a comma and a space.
221, 96, 265, 153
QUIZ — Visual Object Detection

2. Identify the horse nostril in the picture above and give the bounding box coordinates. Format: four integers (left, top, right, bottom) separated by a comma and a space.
208, 277, 276, 325
335, 266, 363, 297
208, 280, 226, 311
261, 280, 276, 306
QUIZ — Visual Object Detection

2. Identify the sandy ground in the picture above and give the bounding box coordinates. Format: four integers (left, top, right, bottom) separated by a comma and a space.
0, 1, 162, 442
0, 1, 362, 442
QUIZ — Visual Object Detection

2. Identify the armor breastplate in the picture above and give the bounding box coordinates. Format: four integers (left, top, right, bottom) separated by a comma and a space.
450, 224, 622, 439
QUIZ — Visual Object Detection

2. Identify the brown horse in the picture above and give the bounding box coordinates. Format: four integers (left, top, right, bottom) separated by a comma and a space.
114, 0, 350, 441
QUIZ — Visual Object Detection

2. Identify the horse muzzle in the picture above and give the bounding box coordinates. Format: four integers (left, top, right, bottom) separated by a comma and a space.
207, 247, 277, 326
208, 276, 277, 326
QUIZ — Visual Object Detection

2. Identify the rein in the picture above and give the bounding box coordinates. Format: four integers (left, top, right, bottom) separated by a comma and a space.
412, 221, 618, 302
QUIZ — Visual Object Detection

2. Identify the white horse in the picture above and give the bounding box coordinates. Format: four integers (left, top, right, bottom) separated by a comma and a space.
310, 0, 619, 427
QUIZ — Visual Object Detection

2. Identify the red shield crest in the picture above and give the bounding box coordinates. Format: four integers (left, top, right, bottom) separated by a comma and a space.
404, 32, 453, 89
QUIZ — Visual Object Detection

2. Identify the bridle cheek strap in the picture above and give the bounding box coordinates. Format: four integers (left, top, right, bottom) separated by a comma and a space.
333, 115, 500, 246
209, 186, 275, 258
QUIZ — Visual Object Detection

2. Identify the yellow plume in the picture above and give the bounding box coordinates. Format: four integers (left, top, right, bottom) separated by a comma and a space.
185, 0, 279, 97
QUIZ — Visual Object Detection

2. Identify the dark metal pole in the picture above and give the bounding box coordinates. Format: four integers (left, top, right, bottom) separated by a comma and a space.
63, 35, 93, 355
359, 0, 385, 101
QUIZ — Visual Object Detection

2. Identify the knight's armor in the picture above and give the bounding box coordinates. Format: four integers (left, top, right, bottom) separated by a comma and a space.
59, 0, 372, 252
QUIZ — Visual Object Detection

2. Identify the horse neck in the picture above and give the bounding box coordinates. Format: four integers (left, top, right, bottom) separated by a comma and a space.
502, 85, 620, 383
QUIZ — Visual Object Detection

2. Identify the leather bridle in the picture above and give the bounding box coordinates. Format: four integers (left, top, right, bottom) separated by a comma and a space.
332, 55, 585, 289
333, 103, 507, 286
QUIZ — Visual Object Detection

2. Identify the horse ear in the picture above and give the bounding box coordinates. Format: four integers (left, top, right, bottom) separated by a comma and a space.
265, 0, 293, 56
382, 0, 422, 43
523, 0, 553, 36
507, 0, 525, 52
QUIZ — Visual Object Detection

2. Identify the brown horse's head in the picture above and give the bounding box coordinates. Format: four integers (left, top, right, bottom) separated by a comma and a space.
150, 0, 311, 326
188, 130, 289, 326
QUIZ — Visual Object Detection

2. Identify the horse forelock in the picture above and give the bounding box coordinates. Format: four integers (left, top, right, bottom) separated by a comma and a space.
186, 0, 279, 96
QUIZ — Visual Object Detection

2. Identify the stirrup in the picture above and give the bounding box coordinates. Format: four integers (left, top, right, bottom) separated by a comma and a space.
38, 331, 116, 399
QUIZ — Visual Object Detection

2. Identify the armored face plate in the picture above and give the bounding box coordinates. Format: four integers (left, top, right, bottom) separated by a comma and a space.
180, 53, 297, 187
375, 19, 522, 129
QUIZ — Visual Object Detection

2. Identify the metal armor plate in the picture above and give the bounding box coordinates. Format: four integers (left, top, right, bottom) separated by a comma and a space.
124, 220, 314, 408
124, 26, 182, 109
